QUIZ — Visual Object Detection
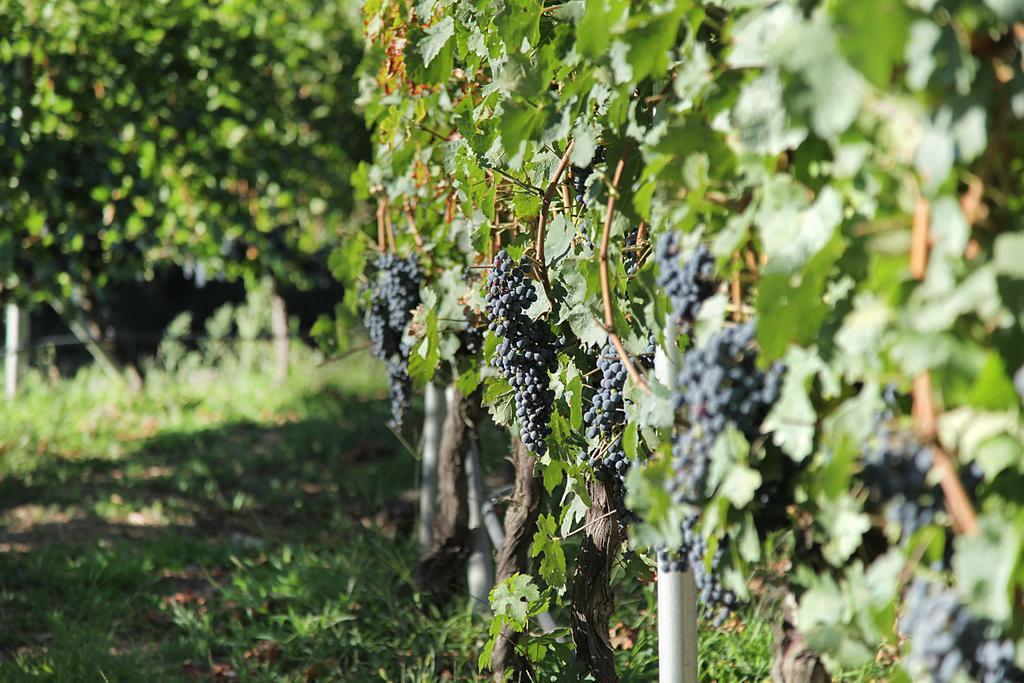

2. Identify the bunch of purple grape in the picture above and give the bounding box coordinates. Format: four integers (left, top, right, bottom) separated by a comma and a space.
486, 250, 560, 455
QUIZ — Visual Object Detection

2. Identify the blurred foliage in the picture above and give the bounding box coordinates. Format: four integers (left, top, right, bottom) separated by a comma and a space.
344, 0, 1024, 678
0, 0, 368, 309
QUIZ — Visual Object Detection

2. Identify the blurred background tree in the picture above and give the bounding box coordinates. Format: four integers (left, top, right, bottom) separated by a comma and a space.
0, 0, 368, 381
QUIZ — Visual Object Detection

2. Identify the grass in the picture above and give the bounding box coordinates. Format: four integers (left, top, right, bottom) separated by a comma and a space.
0, 332, 890, 681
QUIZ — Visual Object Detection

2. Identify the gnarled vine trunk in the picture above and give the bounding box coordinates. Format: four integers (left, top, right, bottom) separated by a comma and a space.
771, 592, 828, 683
571, 478, 622, 683
415, 385, 481, 602
490, 437, 541, 683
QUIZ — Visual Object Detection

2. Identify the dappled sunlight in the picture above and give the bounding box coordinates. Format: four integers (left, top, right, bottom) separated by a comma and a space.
0, 347, 467, 679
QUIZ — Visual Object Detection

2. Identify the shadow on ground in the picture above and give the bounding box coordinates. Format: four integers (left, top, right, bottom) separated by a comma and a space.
0, 388, 484, 682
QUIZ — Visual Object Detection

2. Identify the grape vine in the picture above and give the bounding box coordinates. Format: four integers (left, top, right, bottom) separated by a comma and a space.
571, 145, 605, 207
656, 234, 717, 329
670, 321, 784, 503
344, 1, 1024, 679
901, 580, 1024, 683
364, 253, 421, 428
585, 341, 635, 522
658, 515, 738, 625
485, 250, 559, 456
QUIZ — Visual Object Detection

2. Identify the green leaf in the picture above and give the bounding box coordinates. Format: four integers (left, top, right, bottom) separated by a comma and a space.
832, 0, 909, 89
983, 0, 1024, 21
731, 69, 807, 156
483, 378, 516, 426
994, 232, 1024, 277
419, 16, 455, 67
626, 455, 688, 549
929, 195, 969, 259
456, 366, 481, 396
915, 115, 955, 192
728, 4, 803, 68
834, 297, 892, 380
566, 368, 584, 430
936, 408, 1022, 478
622, 421, 639, 460
556, 268, 606, 347
804, 59, 863, 139
824, 382, 882, 450
758, 181, 843, 275
514, 192, 542, 219
408, 308, 440, 387
608, 40, 634, 84
905, 20, 942, 90
673, 42, 713, 111
763, 347, 820, 462
738, 513, 761, 563
797, 573, 847, 630
499, 103, 545, 163
756, 231, 844, 361
953, 512, 1023, 622
530, 514, 568, 588
817, 494, 870, 566
967, 352, 1019, 410
542, 458, 566, 493
624, 379, 674, 430
544, 215, 574, 267
494, 0, 543, 50
490, 574, 541, 629
576, 0, 629, 59
708, 428, 756, 505
560, 482, 591, 536
720, 463, 762, 509
624, 3, 685, 81
976, 434, 1024, 479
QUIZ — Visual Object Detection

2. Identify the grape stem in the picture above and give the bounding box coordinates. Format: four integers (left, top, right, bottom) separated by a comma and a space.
743, 247, 759, 276
403, 201, 425, 251
598, 148, 650, 393
912, 369, 979, 535
535, 139, 576, 297
558, 507, 620, 540
897, 528, 941, 589
909, 195, 930, 280
908, 199, 980, 535
376, 198, 387, 252
634, 220, 648, 261
487, 165, 543, 196
380, 196, 397, 252
314, 343, 371, 368
560, 171, 573, 216
730, 255, 743, 322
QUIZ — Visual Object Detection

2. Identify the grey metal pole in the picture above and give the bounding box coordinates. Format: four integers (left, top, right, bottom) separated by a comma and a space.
655, 320, 699, 683
418, 382, 446, 551
466, 436, 494, 610
5, 304, 27, 401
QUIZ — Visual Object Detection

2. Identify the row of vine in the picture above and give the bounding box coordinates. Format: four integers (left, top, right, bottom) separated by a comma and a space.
335, 1, 1024, 680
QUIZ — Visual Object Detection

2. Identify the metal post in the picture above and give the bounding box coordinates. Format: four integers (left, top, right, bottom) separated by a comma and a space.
655, 320, 699, 683
466, 436, 494, 610
5, 303, 28, 401
418, 382, 446, 551
659, 569, 699, 682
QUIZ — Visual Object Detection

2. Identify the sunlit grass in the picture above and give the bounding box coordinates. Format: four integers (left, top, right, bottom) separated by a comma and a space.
0, 339, 889, 681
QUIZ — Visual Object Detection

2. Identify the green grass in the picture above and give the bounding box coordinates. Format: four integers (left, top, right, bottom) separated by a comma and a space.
0, 339, 889, 681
